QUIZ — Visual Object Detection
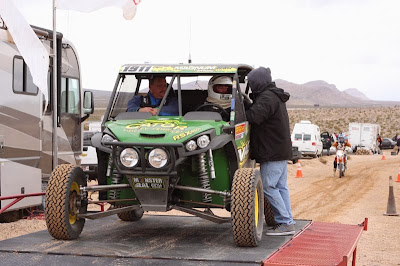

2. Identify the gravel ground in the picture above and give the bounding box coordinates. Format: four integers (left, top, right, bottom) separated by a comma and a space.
1, 152, 400, 265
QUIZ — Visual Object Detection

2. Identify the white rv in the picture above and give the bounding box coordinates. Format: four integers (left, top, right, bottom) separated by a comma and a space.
0, 24, 93, 221
291, 120, 323, 158
348, 123, 380, 153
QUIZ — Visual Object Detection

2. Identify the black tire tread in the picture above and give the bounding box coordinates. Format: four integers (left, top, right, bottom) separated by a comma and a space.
264, 198, 276, 226
231, 168, 263, 247
117, 207, 144, 221
45, 164, 86, 240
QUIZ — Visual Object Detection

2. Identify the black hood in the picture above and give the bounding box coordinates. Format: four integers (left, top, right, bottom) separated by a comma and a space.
248, 67, 272, 94
270, 87, 290, 103
248, 67, 290, 103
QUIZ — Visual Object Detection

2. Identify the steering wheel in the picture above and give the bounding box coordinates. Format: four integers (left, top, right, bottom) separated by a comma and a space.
195, 103, 230, 121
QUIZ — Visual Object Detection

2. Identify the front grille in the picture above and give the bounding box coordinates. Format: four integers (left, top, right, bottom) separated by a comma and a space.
140, 133, 166, 138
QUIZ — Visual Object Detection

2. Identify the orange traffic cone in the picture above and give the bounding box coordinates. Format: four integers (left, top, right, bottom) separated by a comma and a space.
296, 161, 303, 178
381, 152, 386, 160
396, 165, 400, 182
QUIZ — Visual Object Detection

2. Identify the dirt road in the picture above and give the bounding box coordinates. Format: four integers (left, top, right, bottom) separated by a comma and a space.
1, 153, 399, 265
287, 153, 400, 265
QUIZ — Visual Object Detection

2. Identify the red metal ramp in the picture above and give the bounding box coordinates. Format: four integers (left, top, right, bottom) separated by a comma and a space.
264, 220, 367, 266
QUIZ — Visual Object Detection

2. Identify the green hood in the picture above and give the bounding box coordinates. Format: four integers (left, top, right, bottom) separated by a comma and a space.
106, 116, 228, 144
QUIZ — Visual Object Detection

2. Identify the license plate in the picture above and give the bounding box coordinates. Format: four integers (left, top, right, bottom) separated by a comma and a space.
132, 177, 165, 189
81, 166, 89, 171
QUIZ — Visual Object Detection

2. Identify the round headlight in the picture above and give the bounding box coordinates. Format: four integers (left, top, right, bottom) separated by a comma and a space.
197, 135, 210, 149
185, 140, 197, 151
120, 148, 139, 168
101, 134, 116, 144
148, 148, 168, 168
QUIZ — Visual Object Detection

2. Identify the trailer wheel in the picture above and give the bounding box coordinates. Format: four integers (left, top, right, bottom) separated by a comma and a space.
45, 164, 87, 240
231, 168, 264, 247
117, 207, 144, 221
264, 197, 276, 227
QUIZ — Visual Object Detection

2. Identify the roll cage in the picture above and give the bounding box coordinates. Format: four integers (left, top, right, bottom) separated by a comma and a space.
102, 64, 253, 127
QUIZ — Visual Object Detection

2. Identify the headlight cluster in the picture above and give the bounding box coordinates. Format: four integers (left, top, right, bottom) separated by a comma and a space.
120, 148, 139, 168
185, 135, 210, 151
118, 147, 169, 169
101, 134, 117, 146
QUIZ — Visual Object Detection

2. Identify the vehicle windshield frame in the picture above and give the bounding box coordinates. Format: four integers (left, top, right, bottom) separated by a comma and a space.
103, 64, 253, 127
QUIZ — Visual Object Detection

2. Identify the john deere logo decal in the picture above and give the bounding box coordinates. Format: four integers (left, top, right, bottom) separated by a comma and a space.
124, 120, 187, 132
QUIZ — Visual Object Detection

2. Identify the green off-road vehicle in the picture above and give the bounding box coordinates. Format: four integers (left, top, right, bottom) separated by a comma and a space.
45, 64, 275, 247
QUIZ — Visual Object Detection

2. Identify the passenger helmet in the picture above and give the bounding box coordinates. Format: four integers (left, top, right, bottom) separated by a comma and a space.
338, 134, 345, 143
207, 76, 233, 102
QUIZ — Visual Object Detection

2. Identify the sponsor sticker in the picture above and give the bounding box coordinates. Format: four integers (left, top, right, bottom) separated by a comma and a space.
172, 128, 201, 141
235, 122, 246, 140
132, 177, 165, 189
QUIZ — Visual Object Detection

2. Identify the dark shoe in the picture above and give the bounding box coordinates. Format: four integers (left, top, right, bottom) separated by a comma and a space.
265, 223, 295, 236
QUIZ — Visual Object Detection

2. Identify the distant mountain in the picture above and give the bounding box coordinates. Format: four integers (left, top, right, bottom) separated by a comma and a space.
343, 88, 370, 101
86, 78, 398, 109
274, 79, 372, 107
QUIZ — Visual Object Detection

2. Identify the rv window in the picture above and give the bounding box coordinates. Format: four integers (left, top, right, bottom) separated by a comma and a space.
303, 134, 311, 141
68, 79, 80, 114
294, 134, 302, 141
60, 77, 80, 115
61, 78, 67, 113
12, 57, 38, 95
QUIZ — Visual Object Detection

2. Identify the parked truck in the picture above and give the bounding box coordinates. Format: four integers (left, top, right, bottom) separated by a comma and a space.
0, 23, 93, 222
348, 123, 380, 153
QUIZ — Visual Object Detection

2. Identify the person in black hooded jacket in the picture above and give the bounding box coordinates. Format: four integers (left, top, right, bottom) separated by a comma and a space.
245, 67, 295, 236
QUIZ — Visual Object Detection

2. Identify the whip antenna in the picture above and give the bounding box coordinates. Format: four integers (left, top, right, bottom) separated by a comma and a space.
188, 16, 192, 64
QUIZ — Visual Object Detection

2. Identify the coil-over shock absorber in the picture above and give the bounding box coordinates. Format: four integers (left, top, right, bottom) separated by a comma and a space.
197, 153, 212, 203
109, 173, 123, 200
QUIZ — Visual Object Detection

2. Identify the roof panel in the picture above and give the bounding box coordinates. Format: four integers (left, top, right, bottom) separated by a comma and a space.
119, 64, 252, 74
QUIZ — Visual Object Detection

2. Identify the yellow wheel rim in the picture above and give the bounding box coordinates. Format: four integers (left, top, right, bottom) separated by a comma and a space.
69, 181, 79, 225
255, 189, 259, 227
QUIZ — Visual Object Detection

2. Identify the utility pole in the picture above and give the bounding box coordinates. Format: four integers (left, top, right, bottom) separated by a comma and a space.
52, 0, 58, 168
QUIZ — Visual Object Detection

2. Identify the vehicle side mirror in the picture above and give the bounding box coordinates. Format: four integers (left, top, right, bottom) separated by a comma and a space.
83, 91, 94, 115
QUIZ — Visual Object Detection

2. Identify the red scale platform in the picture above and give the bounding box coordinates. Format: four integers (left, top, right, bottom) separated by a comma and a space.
264, 220, 367, 266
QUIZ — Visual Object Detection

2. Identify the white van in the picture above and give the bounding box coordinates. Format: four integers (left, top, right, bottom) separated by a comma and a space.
291, 120, 323, 158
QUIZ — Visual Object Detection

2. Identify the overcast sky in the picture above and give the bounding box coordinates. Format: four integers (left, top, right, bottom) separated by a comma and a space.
11, 0, 400, 101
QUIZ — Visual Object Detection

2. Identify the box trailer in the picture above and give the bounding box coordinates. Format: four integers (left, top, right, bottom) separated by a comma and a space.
348, 123, 380, 153
0, 23, 93, 221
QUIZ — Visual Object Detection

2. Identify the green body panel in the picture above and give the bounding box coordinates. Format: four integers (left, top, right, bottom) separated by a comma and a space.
106, 116, 227, 144
176, 148, 231, 206
104, 116, 231, 206
234, 122, 251, 168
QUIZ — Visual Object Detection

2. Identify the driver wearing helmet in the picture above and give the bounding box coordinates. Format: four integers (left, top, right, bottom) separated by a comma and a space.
331, 133, 351, 177
201, 76, 233, 121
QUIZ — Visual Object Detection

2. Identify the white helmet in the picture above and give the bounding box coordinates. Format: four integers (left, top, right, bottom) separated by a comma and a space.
207, 76, 233, 108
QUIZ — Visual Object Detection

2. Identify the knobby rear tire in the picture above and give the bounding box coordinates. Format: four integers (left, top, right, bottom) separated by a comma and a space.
231, 168, 264, 247
117, 207, 144, 221
264, 197, 276, 227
